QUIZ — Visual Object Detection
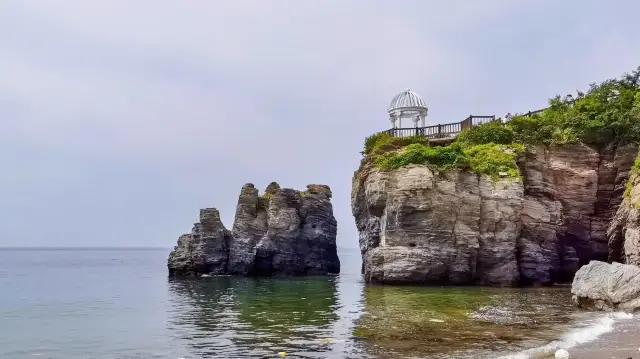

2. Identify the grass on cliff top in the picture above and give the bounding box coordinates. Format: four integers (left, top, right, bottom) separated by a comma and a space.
364, 66, 640, 179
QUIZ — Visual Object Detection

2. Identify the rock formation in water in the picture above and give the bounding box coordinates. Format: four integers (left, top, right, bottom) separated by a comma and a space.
571, 260, 640, 312
352, 144, 637, 286
168, 182, 340, 277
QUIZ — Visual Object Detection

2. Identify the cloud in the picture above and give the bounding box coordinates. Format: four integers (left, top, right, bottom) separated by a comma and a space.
1, 0, 639, 247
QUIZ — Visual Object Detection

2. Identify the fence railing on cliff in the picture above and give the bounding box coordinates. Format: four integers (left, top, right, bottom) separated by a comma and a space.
384, 104, 556, 139
385, 115, 496, 139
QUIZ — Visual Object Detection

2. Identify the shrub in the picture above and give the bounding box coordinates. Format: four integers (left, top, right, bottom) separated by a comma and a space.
363, 132, 429, 155
624, 154, 640, 198
464, 143, 523, 179
376, 143, 467, 171
376, 142, 522, 179
507, 66, 640, 147
456, 120, 514, 145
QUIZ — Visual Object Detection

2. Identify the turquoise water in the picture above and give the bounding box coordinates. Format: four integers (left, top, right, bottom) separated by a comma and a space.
0, 247, 623, 358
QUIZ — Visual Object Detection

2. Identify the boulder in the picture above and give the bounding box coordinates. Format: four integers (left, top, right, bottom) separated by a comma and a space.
571, 260, 640, 312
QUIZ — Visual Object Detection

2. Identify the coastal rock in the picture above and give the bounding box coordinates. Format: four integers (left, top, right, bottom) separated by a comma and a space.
167, 208, 232, 276
571, 260, 640, 312
608, 169, 640, 266
353, 164, 522, 286
168, 182, 340, 277
352, 144, 637, 286
517, 144, 636, 284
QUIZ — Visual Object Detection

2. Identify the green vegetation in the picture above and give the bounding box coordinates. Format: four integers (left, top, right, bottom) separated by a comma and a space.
363, 67, 640, 180
363, 132, 429, 156
624, 155, 640, 200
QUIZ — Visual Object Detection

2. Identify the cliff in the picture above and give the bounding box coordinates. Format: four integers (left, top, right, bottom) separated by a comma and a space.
353, 67, 640, 286
168, 182, 340, 277
352, 144, 636, 286
608, 163, 640, 266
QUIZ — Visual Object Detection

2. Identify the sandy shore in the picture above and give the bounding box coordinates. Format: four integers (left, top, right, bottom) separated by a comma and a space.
569, 316, 639, 359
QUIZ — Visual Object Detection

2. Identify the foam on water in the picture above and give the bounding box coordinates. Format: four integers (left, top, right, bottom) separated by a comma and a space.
495, 312, 634, 359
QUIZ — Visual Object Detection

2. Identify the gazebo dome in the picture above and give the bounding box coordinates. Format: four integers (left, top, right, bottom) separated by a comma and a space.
387, 89, 428, 128
388, 89, 427, 113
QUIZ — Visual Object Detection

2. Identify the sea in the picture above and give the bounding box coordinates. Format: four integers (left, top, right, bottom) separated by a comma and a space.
0, 247, 637, 359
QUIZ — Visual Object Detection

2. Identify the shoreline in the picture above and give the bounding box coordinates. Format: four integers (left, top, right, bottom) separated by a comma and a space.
569, 314, 639, 359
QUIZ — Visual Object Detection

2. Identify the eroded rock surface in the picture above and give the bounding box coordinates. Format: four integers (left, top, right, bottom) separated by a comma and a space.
571, 260, 640, 312
352, 144, 637, 286
168, 182, 340, 277
608, 171, 640, 266
167, 208, 232, 276
353, 165, 522, 286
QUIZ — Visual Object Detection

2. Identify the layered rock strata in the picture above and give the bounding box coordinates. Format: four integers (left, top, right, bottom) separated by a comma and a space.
352, 144, 637, 286
608, 170, 640, 266
168, 182, 340, 277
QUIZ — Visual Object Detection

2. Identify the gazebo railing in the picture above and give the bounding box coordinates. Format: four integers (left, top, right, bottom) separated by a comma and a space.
385, 115, 497, 139
381, 97, 582, 139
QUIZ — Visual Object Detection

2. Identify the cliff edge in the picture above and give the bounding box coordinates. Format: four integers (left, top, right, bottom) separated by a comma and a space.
168, 182, 340, 277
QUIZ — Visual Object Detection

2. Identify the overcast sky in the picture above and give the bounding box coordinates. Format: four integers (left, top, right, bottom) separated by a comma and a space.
1, 1, 639, 248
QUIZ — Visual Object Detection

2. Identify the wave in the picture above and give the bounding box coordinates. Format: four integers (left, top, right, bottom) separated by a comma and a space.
495, 312, 634, 359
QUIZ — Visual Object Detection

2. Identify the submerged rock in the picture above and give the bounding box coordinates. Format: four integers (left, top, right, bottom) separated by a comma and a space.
168, 182, 340, 277
571, 260, 640, 312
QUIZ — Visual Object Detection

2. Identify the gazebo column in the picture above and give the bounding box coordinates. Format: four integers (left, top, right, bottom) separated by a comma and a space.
389, 116, 397, 128
420, 113, 426, 127
413, 115, 420, 128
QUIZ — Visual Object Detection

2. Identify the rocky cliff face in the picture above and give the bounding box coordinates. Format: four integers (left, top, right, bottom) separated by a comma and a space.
168, 182, 340, 277
352, 144, 637, 286
608, 170, 640, 266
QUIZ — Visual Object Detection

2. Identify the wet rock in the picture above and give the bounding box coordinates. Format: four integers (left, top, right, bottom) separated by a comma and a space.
571, 260, 640, 312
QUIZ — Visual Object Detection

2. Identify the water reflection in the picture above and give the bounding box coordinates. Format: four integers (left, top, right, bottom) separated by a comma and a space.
165, 250, 586, 359
167, 276, 352, 358
354, 286, 582, 358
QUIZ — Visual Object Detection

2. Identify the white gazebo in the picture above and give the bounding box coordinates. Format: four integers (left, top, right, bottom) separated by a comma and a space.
388, 89, 428, 128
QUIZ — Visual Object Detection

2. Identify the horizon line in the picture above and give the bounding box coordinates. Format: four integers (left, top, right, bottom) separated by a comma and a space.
0, 246, 359, 250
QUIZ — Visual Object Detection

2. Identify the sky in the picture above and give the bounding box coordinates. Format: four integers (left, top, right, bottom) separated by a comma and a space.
1, 1, 639, 248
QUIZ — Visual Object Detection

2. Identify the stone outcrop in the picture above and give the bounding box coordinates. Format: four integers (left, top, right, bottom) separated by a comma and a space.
352, 144, 637, 286
571, 260, 640, 312
168, 182, 340, 277
168, 208, 232, 276
608, 170, 640, 266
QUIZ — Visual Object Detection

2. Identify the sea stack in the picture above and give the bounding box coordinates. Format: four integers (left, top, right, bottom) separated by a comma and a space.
168, 182, 340, 277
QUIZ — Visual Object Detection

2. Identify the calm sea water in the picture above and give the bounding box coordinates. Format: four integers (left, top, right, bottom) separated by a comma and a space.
0, 248, 632, 359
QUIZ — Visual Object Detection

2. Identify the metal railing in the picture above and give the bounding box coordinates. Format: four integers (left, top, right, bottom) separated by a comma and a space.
385, 115, 496, 139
